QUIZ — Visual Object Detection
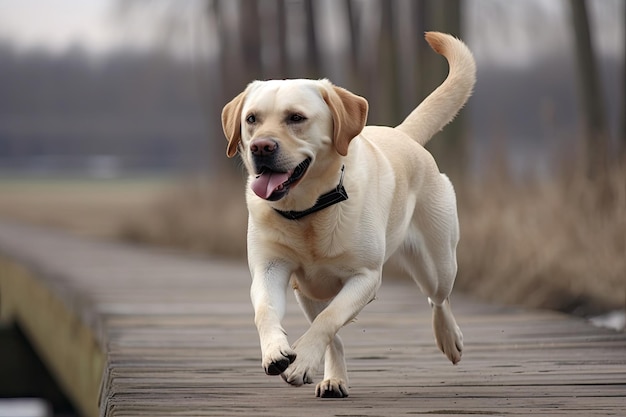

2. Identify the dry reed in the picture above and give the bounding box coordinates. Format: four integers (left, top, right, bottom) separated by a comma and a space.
456, 158, 625, 315
120, 159, 626, 316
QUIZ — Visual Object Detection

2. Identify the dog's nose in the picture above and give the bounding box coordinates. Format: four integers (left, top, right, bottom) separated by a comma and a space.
250, 138, 278, 157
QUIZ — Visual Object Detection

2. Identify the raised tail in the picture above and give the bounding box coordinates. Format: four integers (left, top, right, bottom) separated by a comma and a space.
395, 32, 476, 146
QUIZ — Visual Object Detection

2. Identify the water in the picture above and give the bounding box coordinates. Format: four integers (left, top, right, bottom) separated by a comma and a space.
589, 310, 626, 332
0, 398, 50, 417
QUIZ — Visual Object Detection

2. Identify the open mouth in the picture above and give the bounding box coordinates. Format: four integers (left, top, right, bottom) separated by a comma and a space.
251, 158, 311, 201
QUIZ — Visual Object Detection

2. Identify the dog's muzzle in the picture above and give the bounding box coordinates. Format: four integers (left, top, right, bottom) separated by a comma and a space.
251, 157, 311, 201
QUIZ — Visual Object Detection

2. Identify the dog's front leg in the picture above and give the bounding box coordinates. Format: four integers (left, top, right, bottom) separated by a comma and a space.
282, 269, 381, 387
250, 260, 297, 376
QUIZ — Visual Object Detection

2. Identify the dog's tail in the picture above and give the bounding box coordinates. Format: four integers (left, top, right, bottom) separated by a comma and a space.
395, 32, 476, 146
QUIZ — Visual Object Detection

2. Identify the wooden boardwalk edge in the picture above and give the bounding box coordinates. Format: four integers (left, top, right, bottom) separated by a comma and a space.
0, 255, 104, 417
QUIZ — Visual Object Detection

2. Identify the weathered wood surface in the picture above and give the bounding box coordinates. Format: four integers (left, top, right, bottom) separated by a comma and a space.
0, 220, 624, 417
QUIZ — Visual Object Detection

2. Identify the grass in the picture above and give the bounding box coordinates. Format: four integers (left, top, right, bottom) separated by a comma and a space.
119, 175, 248, 258
0, 176, 174, 239
117, 159, 626, 317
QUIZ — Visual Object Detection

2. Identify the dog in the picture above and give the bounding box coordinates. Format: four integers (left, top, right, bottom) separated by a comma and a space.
221, 32, 476, 398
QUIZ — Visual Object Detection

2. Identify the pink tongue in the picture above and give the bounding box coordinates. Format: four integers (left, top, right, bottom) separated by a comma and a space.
251, 171, 290, 199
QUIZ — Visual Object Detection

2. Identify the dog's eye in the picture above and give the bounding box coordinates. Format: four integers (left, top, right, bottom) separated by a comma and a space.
287, 113, 306, 124
246, 114, 256, 124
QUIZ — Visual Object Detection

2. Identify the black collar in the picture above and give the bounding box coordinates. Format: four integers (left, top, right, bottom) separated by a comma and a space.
274, 165, 348, 220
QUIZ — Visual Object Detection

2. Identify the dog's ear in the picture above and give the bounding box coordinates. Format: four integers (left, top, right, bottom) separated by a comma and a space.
221, 91, 247, 158
322, 85, 368, 156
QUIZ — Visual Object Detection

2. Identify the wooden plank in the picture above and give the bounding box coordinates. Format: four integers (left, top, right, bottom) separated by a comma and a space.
0, 220, 624, 417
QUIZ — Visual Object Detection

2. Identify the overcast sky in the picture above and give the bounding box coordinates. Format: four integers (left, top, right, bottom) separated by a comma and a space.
0, 0, 186, 55
0, 0, 115, 53
0, 0, 622, 67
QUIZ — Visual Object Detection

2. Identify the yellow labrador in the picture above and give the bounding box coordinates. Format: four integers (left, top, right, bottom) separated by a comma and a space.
221, 32, 475, 398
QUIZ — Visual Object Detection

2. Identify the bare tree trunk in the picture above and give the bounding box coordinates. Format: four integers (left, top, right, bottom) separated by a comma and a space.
569, 0, 610, 178
345, 0, 360, 70
413, 0, 429, 101
395, 0, 418, 118
212, 0, 248, 172
211, 0, 262, 171
214, 0, 242, 104
359, 2, 380, 122
262, 0, 289, 79
418, 0, 466, 179
304, 0, 320, 79
276, 0, 289, 78
196, 0, 226, 175
621, 0, 626, 158
374, 0, 400, 125
344, 0, 360, 91
240, 0, 263, 80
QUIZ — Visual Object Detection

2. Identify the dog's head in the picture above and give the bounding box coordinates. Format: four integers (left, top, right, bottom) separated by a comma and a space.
222, 79, 368, 203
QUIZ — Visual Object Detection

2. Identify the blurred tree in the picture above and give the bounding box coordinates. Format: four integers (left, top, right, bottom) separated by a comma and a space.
416, 0, 466, 179
568, 0, 610, 178
344, 0, 360, 84
213, 0, 258, 106
275, 0, 289, 78
372, 0, 401, 126
304, 0, 320, 79
622, 0, 626, 157
240, 0, 263, 81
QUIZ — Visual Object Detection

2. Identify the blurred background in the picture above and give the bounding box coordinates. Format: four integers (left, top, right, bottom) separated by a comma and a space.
0, 0, 624, 316
0, 1, 624, 415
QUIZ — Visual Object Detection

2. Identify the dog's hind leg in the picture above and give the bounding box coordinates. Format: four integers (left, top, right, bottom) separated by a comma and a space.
396, 173, 463, 364
293, 289, 350, 398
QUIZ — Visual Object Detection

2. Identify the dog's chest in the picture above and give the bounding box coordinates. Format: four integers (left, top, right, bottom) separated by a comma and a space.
291, 263, 354, 301
275, 216, 353, 261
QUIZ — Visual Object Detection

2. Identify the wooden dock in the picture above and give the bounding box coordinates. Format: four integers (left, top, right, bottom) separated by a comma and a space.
0, 220, 624, 416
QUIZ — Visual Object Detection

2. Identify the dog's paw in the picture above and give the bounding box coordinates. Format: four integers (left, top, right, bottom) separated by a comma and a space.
315, 378, 349, 398
280, 332, 326, 386
436, 323, 463, 364
432, 301, 463, 364
263, 348, 297, 376
280, 360, 315, 387
279, 348, 319, 386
